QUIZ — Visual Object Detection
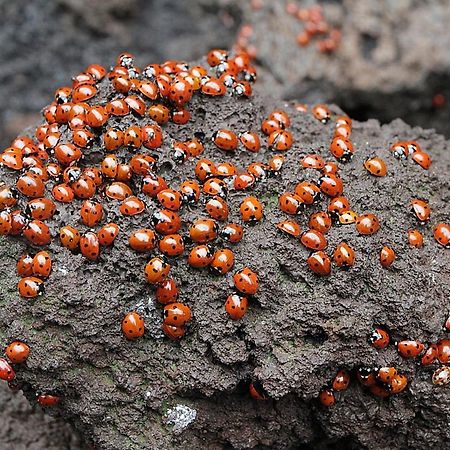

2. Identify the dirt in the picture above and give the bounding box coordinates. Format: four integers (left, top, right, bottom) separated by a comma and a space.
0, 65, 450, 450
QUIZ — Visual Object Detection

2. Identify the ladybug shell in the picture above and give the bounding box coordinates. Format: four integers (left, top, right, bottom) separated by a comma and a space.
80, 200, 103, 227
220, 223, 244, 243
32, 251, 52, 278
189, 219, 218, 243
26, 198, 57, 221
5, 341, 30, 364
210, 248, 234, 275
308, 212, 332, 234
144, 257, 170, 284
151, 209, 182, 235
188, 245, 213, 268
240, 196, 263, 222
421, 345, 438, 366
411, 199, 430, 223
302, 153, 325, 170
332, 369, 350, 391
356, 213, 380, 235
122, 312, 145, 340
163, 303, 192, 326
80, 232, 100, 261
377, 367, 397, 384
0, 358, 16, 381
225, 294, 248, 320
437, 339, 450, 364
301, 229, 327, 251
277, 220, 301, 238
333, 242, 355, 268
318, 389, 335, 406
59, 225, 81, 251
233, 268, 259, 295
37, 394, 60, 407
155, 278, 179, 305
162, 323, 185, 340
120, 196, 145, 216
397, 340, 424, 358
213, 129, 239, 151
97, 223, 119, 246
16, 254, 34, 277
24, 220, 51, 246
158, 234, 185, 257
380, 246, 395, 267
307, 251, 331, 276
433, 223, 450, 248
390, 374, 408, 394
18, 276, 45, 298
129, 229, 157, 252
368, 328, 390, 349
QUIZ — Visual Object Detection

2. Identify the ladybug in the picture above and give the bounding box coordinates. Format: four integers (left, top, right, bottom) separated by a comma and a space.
318, 389, 335, 407
82, 167, 103, 186
129, 229, 157, 252
368, 328, 390, 349
397, 340, 424, 358
332, 369, 350, 391
207, 49, 228, 67
72, 176, 97, 199
204, 178, 227, 198
377, 367, 397, 384
24, 220, 51, 246
301, 153, 325, 170
162, 323, 186, 340
247, 162, 268, 180
195, 159, 216, 182
412, 151, 431, 169
356, 367, 376, 387
159, 234, 185, 257
220, 223, 244, 243
0, 186, 18, 209
80, 200, 103, 227
308, 211, 332, 234
213, 129, 239, 151
233, 268, 259, 295
277, 220, 301, 237
268, 155, 286, 174
312, 104, 331, 124
130, 154, 156, 176
122, 312, 145, 340
123, 126, 143, 148
188, 245, 213, 268
180, 180, 200, 204
142, 174, 168, 198
104, 129, 124, 151
249, 382, 268, 401
32, 251, 52, 278
334, 123, 352, 139
172, 108, 191, 125
148, 104, 170, 124
336, 116, 352, 128
10, 210, 27, 236
333, 241, 355, 268
206, 196, 229, 221
138, 80, 158, 100
301, 229, 327, 251
432, 367, 450, 386
52, 183, 74, 203
330, 137, 353, 162
54, 143, 83, 166
239, 132, 261, 152
163, 303, 192, 326
307, 251, 331, 276
322, 161, 338, 175
157, 189, 183, 211
355, 213, 380, 235
16, 172, 45, 198
104, 182, 132, 201
142, 124, 164, 150
5, 341, 30, 364
156, 278, 179, 305
37, 394, 60, 407
234, 173, 256, 190
120, 196, 145, 216
269, 110, 291, 128
210, 248, 234, 275
72, 128, 94, 149
144, 257, 170, 284
189, 219, 218, 243
16, 254, 34, 277
171, 141, 189, 164
18, 276, 45, 298
59, 225, 81, 251
25, 198, 55, 220
225, 294, 248, 320
433, 223, 450, 248
86, 106, 109, 128
390, 142, 409, 159
125, 95, 146, 116
391, 374, 408, 394
294, 181, 321, 205
411, 199, 430, 223
72, 85, 97, 102
278, 192, 304, 215
261, 118, 283, 136
201, 78, 226, 96
268, 130, 293, 151
338, 210, 358, 225
319, 174, 344, 197
151, 209, 182, 235
0, 210, 11, 235
437, 339, 450, 364
216, 162, 237, 178
240, 196, 263, 222
0, 358, 15, 381
421, 344, 438, 366
97, 223, 119, 246
408, 229, 423, 248
380, 246, 395, 268
364, 157, 387, 177
86, 63, 106, 80
1, 148, 23, 170
168, 78, 193, 105
80, 231, 100, 261
185, 138, 204, 158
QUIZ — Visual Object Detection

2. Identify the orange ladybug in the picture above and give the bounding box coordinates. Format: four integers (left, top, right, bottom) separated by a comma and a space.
32, 251, 52, 278
433, 223, 450, 248
163, 303, 192, 326
233, 268, 259, 295
333, 242, 355, 268
122, 312, 145, 340
210, 248, 234, 275
364, 157, 387, 176
144, 257, 170, 284
5, 341, 30, 364
240, 196, 263, 222
356, 213, 380, 235
225, 294, 248, 320
380, 246, 396, 267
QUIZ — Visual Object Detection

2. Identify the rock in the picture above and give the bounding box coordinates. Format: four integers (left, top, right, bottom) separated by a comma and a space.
0, 54, 449, 450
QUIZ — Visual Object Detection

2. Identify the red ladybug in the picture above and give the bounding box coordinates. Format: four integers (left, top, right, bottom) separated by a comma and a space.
301, 229, 327, 251
364, 157, 387, 177
234, 173, 256, 190
5, 341, 30, 364
332, 369, 350, 391
156, 278, 179, 305
201, 78, 226, 96
169, 78, 193, 105
18, 276, 45, 298
240, 196, 263, 222
225, 294, 248, 320
294, 181, 321, 205
301, 153, 325, 170
330, 137, 353, 162
189, 219, 218, 243
157, 189, 183, 211
356, 213, 380, 235
206, 196, 229, 221
397, 340, 424, 358
434, 223, 450, 248
142, 174, 168, 198
172, 108, 191, 125
390, 374, 408, 394
80, 231, 100, 261
120, 196, 145, 216
278, 192, 304, 215
86, 106, 109, 128
121, 312, 145, 340
80, 200, 103, 227
180, 180, 200, 204
130, 154, 156, 176
106, 99, 130, 117
185, 139, 204, 158
162, 323, 186, 340
268, 130, 293, 151
233, 268, 258, 295
24, 220, 51, 246
129, 229, 157, 252
334, 123, 352, 139
261, 118, 283, 136
97, 223, 119, 246
0, 358, 15, 381
210, 248, 234, 275
318, 389, 335, 406
195, 159, 216, 182
1, 148, 23, 170
377, 367, 397, 384
207, 49, 228, 66
159, 234, 185, 257
52, 183, 74, 203
151, 209, 182, 235
380, 246, 396, 267
32, 251, 52, 278
203, 178, 227, 198
216, 162, 237, 178
368, 328, 390, 349
390, 142, 409, 159
148, 104, 170, 124
437, 339, 450, 363
72, 85, 97, 102
307, 251, 331, 276
333, 241, 355, 268
144, 257, 170, 284
37, 394, 60, 407
421, 344, 438, 366
308, 211, 332, 234
322, 161, 338, 175
319, 174, 344, 197
312, 104, 331, 124
412, 151, 431, 169
277, 220, 301, 238
408, 229, 424, 248
104, 128, 124, 151
142, 124, 164, 150
411, 199, 430, 223
59, 225, 80, 250
16, 172, 45, 198
239, 132, 261, 152
213, 129, 239, 151
72, 176, 97, 199
54, 143, 83, 166
0, 210, 12, 235
163, 303, 192, 326
220, 223, 244, 243
188, 245, 213, 268
16, 254, 34, 276
125, 95, 146, 116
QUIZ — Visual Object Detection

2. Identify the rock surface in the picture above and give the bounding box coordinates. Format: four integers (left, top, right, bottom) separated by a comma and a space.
0, 66, 449, 449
